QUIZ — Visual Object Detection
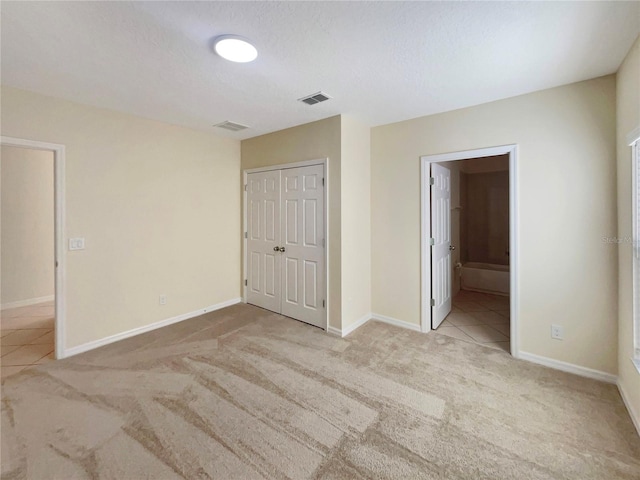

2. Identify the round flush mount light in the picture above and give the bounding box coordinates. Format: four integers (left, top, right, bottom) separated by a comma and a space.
213, 35, 258, 63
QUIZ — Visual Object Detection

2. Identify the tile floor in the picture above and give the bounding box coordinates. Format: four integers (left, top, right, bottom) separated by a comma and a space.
436, 290, 511, 353
1, 301, 55, 379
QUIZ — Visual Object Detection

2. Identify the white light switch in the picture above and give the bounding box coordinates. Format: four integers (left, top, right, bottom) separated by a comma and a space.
69, 238, 85, 251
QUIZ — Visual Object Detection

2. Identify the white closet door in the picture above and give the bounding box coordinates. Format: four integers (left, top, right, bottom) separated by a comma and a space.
246, 170, 281, 313
280, 165, 325, 328
431, 163, 452, 329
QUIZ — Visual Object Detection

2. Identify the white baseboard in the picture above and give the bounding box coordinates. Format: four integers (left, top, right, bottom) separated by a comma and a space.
371, 313, 422, 332
1, 295, 55, 310
518, 351, 617, 384
327, 326, 342, 337
327, 313, 371, 337
618, 379, 640, 437
342, 313, 371, 337
63, 298, 242, 358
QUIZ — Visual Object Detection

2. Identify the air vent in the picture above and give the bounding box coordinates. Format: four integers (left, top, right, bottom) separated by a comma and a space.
214, 121, 250, 131
298, 91, 332, 105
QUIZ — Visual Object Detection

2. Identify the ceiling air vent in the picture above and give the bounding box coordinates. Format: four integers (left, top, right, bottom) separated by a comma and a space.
298, 91, 332, 105
214, 121, 250, 132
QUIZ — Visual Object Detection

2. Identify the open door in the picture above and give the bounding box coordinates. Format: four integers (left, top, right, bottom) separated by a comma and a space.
431, 162, 452, 328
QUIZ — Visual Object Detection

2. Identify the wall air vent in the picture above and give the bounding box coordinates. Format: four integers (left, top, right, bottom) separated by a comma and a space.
298, 91, 332, 105
214, 121, 250, 131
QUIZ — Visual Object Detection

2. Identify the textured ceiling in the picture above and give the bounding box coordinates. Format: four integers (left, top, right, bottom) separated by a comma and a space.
2, 1, 639, 139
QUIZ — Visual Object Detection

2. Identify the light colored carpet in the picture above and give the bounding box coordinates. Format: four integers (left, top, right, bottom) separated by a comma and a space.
1, 303, 639, 479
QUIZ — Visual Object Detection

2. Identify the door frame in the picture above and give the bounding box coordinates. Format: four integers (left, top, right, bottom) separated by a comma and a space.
420, 145, 519, 358
242, 158, 329, 331
1, 136, 67, 359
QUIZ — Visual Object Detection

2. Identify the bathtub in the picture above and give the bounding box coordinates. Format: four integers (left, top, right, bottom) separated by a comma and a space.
460, 262, 510, 296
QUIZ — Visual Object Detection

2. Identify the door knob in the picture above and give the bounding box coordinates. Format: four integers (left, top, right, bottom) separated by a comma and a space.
279, 247, 286, 252
449, 245, 456, 251
273, 246, 279, 252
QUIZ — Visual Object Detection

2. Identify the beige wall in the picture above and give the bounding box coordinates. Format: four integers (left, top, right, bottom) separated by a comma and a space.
1, 146, 54, 306
616, 35, 640, 425
372, 76, 618, 374
241, 116, 343, 329
341, 115, 371, 328
465, 170, 510, 266
1, 86, 241, 350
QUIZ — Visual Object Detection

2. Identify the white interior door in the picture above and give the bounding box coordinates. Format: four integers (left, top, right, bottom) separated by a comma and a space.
431, 163, 452, 328
246, 170, 281, 313
246, 164, 326, 329
280, 165, 325, 328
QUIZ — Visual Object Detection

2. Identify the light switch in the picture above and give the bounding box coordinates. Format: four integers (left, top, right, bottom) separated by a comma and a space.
69, 238, 85, 251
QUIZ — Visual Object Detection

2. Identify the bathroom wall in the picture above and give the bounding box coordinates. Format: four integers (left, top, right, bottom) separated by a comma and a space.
464, 170, 510, 265
1, 146, 55, 308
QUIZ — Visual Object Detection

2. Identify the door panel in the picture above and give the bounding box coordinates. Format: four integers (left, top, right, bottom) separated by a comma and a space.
280, 165, 325, 328
246, 170, 281, 312
431, 163, 452, 329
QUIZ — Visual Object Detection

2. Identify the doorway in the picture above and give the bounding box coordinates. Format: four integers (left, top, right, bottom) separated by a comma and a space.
243, 159, 327, 330
421, 145, 518, 357
0, 137, 66, 370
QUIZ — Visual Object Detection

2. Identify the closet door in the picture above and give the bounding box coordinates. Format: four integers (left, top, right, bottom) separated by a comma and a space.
246, 170, 281, 313
280, 165, 325, 328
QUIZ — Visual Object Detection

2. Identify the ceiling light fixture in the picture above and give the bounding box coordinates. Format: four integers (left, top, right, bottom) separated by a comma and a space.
213, 35, 258, 63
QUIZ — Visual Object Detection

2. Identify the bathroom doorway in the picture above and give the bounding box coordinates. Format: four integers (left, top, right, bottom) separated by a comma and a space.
420, 145, 518, 356
1, 136, 66, 375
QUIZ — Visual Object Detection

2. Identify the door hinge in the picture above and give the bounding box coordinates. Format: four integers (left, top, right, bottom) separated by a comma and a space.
430, 298, 435, 307
244, 279, 247, 286
429, 237, 435, 246
322, 238, 325, 247
244, 232, 247, 239
244, 184, 248, 191
429, 177, 435, 186
323, 299, 325, 308
322, 177, 325, 186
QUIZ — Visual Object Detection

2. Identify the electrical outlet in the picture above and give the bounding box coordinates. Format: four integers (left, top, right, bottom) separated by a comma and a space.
159, 294, 167, 306
68, 237, 85, 251
551, 324, 564, 340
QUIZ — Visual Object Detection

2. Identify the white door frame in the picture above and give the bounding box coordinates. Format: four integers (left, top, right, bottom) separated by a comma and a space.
1, 136, 67, 359
242, 158, 329, 331
420, 145, 519, 358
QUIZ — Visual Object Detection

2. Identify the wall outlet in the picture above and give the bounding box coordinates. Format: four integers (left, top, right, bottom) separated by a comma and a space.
159, 294, 167, 306
551, 324, 564, 340
68, 237, 85, 251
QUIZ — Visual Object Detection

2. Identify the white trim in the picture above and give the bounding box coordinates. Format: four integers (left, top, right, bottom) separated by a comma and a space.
243, 158, 328, 175
327, 313, 371, 337
341, 313, 371, 337
242, 158, 329, 331
626, 125, 640, 146
1, 136, 66, 360
420, 144, 520, 358
1, 295, 55, 311
371, 313, 422, 332
64, 298, 241, 358
519, 351, 617, 384
632, 140, 640, 367
327, 326, 343, 337
618, 379, 640, 436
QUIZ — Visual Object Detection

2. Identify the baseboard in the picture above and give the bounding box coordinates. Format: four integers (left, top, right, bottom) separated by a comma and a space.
370, 313, 422, 332
1, 295, 55, 310
63, 297, 242, 358
618, 379, 640, 437
327, 326, 342, 337
518, 351, 617, 384
342, 313, 371, 337
326, 313, 371, 338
